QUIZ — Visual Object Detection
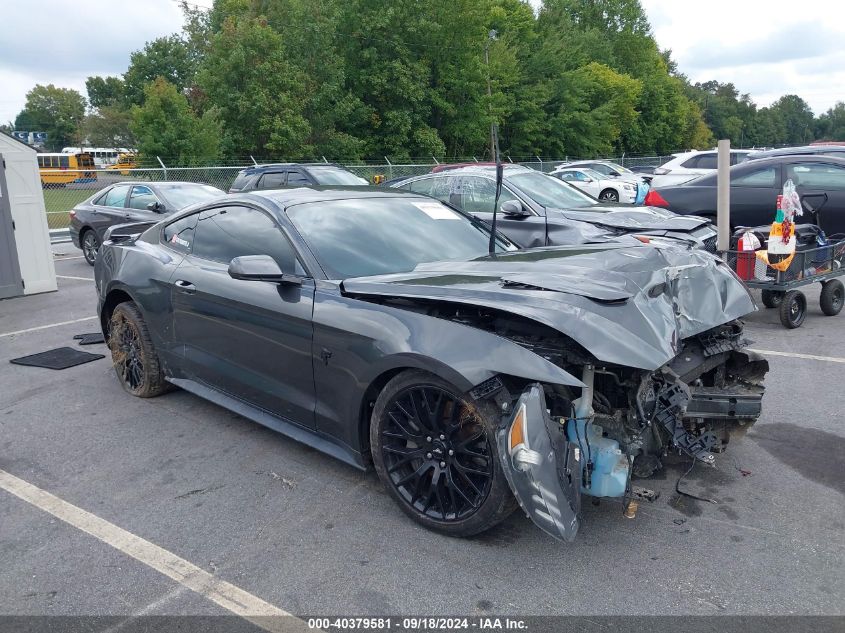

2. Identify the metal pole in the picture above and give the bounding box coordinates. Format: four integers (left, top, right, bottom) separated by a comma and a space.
717, 139, 730, 252
322, 156, 328, 164
432, 156, 439, 165
250, 155, 258, 166
156, 156, 168, 181
485, 30, 498, 162
536, 155, 543, 172
384, 156, 393, 179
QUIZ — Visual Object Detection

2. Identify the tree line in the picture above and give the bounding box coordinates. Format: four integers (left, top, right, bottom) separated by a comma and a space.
8, 0, 845, 163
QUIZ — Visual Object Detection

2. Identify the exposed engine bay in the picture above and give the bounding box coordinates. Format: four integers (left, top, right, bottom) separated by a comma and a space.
374, 298, 769, 540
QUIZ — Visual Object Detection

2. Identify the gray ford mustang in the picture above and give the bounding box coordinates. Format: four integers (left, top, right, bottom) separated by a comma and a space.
94, 187, 768, 541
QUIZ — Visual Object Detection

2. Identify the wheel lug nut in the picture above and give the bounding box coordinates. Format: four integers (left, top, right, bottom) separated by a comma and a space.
426, 452, 433, 459
426, 436, 432, 442
439, 434, 445, 440
448, 449, 454, 456
440, 461, 446, 468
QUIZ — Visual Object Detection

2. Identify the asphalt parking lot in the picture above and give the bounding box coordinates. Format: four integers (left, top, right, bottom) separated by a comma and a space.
1, 245, 843, 622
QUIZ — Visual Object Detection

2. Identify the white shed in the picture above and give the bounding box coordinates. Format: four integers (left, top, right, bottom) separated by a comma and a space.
0, 132, 57, 299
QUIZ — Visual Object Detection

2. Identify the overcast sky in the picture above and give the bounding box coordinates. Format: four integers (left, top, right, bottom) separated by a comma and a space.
2, 0, 843, 126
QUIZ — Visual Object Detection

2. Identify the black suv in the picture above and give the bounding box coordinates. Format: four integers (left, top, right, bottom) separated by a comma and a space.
228, 163, 368, 192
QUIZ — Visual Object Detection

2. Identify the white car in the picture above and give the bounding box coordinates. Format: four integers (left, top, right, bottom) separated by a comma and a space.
650, 150, 751, 188
550, 167, 638, 203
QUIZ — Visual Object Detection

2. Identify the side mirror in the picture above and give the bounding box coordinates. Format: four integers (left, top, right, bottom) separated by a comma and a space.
147, 201, 166, 213
501, 200, 529, 217
228, 255, 301, 285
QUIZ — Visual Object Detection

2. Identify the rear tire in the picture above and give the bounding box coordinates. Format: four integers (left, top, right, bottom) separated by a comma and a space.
108, 302, 170, 398
820, 280, 844, 316
370, 370, 517, 537
81, 229, 99, 266
779, 290, 807, 329
761, 289, 784, 309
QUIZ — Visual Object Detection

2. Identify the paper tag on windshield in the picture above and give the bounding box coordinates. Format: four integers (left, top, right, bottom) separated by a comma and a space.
412, 201, 460, 220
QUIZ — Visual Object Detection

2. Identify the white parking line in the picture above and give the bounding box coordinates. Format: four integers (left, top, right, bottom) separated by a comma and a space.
0, 469, 301, 631
55, 255, 86, 260
750, 349, 845, 364
0, 316, 98, 339
56, 274, 94, 282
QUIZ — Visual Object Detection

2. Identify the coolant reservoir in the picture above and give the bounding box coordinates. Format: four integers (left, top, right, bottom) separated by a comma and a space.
567, 421, 630, 498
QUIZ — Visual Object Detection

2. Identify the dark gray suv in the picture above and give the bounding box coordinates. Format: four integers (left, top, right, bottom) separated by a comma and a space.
228, 163, 367, 192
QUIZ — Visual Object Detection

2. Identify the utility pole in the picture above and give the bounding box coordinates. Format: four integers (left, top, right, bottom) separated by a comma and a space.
485, 29, 498, 161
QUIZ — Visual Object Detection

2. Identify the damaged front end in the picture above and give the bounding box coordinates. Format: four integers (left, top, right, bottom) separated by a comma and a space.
490, 321, 768, 542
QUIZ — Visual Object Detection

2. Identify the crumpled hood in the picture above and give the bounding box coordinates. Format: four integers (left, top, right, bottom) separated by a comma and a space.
552, 206, 710, 233
341, 244, 756, 371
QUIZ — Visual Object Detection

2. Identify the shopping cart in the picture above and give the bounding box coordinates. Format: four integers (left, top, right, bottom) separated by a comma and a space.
725, 238, 845, 328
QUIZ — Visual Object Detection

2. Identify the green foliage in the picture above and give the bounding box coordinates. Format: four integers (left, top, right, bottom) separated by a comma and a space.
123, 35, 197, 106
130, 78, 222, 164
85, 76, 126, 109
15, 84, 86, 150
81, 106, 134, 147
815, 102, 845, 141
13, 0, 841, 160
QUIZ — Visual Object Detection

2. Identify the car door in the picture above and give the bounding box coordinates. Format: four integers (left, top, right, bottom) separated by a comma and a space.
729, 163, 781, 228
91, 184, 131, 239
785, 161, 845, 236
124, 185, 164, 224
171, 204, 317, 427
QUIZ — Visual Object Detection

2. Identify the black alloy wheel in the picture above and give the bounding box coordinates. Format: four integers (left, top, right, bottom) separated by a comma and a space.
109, 302, 170, 398
371, 371, 516, 537
82, 230, 100, 266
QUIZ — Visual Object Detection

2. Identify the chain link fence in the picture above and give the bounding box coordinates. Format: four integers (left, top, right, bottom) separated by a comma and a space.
42, 154, 677, 233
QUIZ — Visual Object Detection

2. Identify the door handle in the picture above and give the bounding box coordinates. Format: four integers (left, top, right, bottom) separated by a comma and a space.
174, 280, 196, 294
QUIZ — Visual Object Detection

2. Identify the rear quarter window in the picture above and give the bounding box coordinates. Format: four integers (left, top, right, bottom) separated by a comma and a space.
229, 172, 254, 192
162, 213, 199, 254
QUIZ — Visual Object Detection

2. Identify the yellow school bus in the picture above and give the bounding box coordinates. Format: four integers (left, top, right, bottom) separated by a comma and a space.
106, 152, 138, 176
38, 152, 97, 187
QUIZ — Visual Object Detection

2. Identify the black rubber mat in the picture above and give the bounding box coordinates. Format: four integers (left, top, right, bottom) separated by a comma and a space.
10, 347, 105, 370
73, 332, 106, 345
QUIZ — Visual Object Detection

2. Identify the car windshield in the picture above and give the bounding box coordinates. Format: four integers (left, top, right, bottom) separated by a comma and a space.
159, 184, 222, 209
507, 171, 598, 208
307, 166, 368, 185
286, 197, 512, 279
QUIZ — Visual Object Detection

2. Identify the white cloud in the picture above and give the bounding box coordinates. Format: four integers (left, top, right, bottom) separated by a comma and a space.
640, 0, 845, 114
0, 0, 189, 123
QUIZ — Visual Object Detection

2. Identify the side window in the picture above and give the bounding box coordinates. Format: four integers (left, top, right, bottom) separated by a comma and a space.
696, 154, 718, 169
192, 206, 305, 273
572, 171, 589, 182
59, 156, 69, 168
408, 178, 436, 195
787, 163, 845, 190
128, 185, 159, 210
162, 213, 199, 254
286, 171, 311, 185
592, 164, 611, 176
732, 166, 777, 187
103, 185, 131, 208
680, 156, 699, 168
453, 176, 518, 214
257, 172, 286, 189
557, 172, 576, 181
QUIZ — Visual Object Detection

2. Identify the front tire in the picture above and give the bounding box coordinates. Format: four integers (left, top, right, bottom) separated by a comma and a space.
81, 229, 100, 266
779, 290, 807, 329
370, 370, 517, 537
599, 189, 619, 203
108, 302, 169, 398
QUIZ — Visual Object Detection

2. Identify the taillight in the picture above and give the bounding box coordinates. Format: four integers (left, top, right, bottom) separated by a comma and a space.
644, 190, 670, 207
